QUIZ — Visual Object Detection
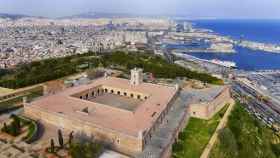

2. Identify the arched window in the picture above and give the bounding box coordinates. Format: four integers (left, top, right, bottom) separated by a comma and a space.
105, 89, 108, 93
117, 91, 120, 95
137, 95, 141, 99
124, 92, 127, 96
111, 90, 114, 93
130, 94, 134, 98
92, 91, 95, 96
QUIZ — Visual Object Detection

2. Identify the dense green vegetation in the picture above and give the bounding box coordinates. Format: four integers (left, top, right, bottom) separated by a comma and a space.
0, 51, 222, 89
46, 130, 103, 158
102, 52, 223, 84
69, 139, 103, 158
210, 102, 280, 158
1, 115, 38, 143
0, 53, 100, 89
21, 117, 39, 144
172, 104, 228, 158
2, 114, 22, 136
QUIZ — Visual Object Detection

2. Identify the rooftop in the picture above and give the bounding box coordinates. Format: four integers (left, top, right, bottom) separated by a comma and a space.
182, 86, 226, 104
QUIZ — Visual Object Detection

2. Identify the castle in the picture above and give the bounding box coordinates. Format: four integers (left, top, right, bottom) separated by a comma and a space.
24, 68, 178, 156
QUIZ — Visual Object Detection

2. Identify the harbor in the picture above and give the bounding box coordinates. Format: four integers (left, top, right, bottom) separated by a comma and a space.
172, 51, 236, 69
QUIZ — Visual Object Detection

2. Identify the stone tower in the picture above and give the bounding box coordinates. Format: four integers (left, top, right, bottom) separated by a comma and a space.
130, 68, 143, 86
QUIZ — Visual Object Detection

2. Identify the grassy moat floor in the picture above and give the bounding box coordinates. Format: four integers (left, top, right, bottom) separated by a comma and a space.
172, 104, 228, 158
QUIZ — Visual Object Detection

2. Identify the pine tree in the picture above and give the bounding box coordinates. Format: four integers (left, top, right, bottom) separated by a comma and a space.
69, 131, 74, 145
58, 129, 64, 148
50, 139, 55, 153
3, 122, 8, 133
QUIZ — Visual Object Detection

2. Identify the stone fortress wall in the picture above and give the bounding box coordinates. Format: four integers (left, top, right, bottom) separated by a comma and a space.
24, 68, 179, 157
24, 104, 143, 156
188, 86, 231, 120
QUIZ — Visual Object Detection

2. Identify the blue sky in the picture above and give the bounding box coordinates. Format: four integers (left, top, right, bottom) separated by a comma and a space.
0, 0, 280, 19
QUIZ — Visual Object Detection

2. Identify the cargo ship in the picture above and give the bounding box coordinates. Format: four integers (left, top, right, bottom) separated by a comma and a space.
210, 59, 237, 68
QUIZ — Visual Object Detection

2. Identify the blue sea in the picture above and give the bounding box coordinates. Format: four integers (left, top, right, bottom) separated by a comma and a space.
183, 20, 280, 71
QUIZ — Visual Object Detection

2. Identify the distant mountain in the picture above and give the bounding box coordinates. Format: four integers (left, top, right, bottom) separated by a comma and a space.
60, 12, 144, 19
0, 13, 31, 20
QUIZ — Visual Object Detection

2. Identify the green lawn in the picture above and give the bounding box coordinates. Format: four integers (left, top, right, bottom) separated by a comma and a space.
172, 104, 228, 158
210, 102, 280, 158
0, 87, 14, 95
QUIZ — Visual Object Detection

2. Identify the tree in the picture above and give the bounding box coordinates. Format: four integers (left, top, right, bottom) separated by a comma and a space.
11, 121, 20, 136
58, 129, 64, 148
217, 128, 238, 157
50, 139, 55, 153
2, 122, 8, 133
69, 131, 74, 145
9, 115, 21, 136
14, 115, 21, 130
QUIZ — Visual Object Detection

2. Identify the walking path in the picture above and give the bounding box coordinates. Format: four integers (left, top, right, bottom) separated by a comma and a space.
200, 99, 235, 158
136, 92, 193, 158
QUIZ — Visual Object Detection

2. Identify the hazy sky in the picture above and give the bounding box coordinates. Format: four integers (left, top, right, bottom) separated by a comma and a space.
0, 0, 280, 19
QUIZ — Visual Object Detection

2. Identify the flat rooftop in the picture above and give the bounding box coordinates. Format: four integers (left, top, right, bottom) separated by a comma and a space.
183, 86, 227, 104
89, 93, 142, 112
27, 77, 177, 137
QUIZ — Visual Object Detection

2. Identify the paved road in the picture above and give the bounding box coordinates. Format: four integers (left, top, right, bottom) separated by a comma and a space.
232, 81, 280, 126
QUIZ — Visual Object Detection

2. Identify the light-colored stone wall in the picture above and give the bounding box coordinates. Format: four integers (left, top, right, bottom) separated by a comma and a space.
189, 86, 231, 120
24, 106, 143, 156
72, 85, 149, 101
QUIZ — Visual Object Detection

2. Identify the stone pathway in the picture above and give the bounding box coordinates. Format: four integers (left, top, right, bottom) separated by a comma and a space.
136, 92, 193, 158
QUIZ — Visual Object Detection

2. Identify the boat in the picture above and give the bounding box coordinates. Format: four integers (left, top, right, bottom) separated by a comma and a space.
210, 59, 237, 68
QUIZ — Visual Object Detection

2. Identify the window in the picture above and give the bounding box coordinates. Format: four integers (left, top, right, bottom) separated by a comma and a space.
144, 96, 148, 100
97, 89, 100, 94
92, 91, 95, 96
85, 94, 88, 99
80, 96, 83, 99
130, 94, 134, 98
117, 91, 120, 95
137, 95, 141, 99
124, 92, 127, 96
105, 89, 108, 93
111, 90, 114, 93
